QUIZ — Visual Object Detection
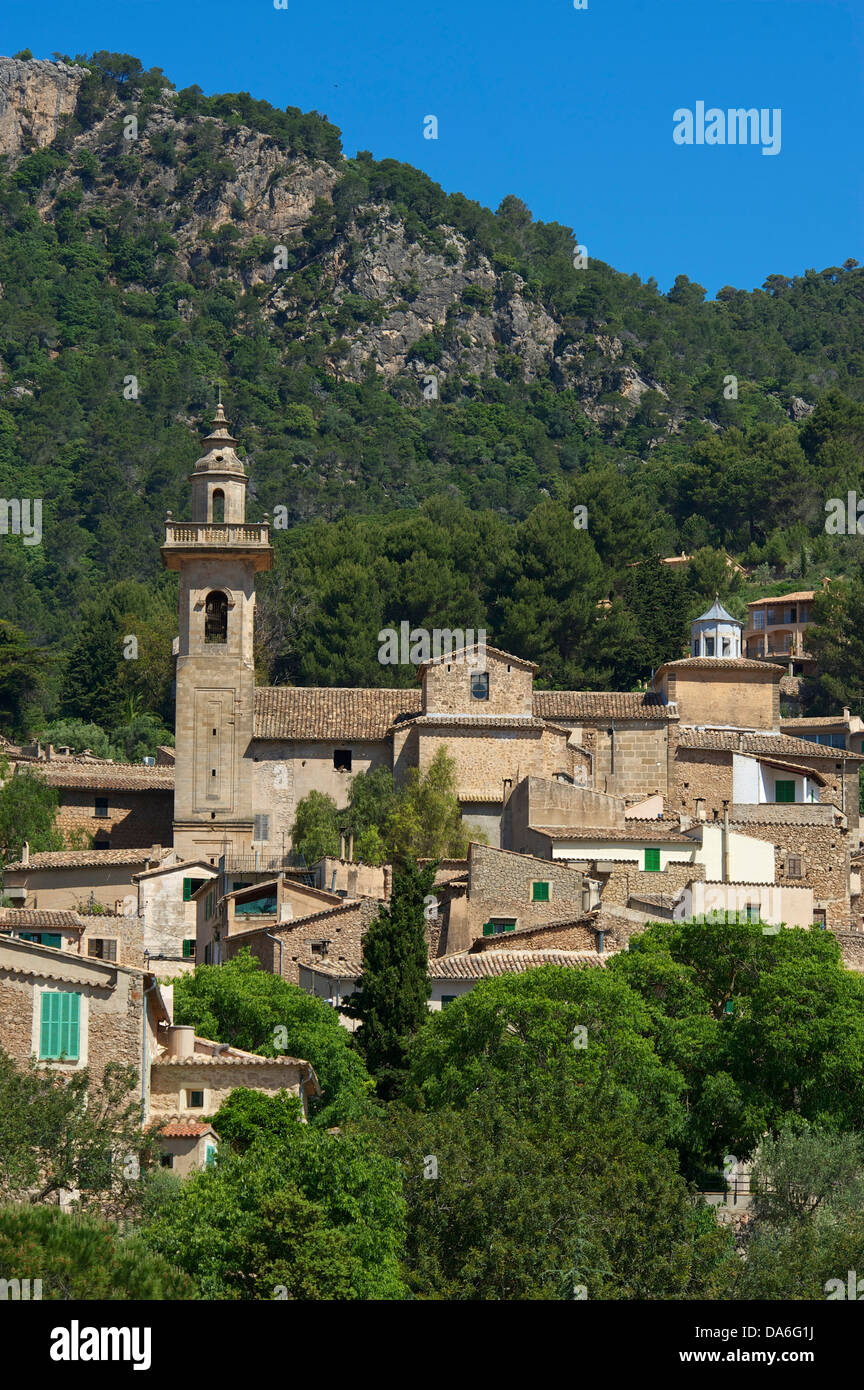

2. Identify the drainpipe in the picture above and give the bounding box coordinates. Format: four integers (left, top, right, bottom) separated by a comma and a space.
264, 926, 284, 979
723, 806, 730, 883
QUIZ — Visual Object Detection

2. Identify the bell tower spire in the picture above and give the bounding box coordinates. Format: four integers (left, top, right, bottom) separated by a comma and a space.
162, 398, 273, 862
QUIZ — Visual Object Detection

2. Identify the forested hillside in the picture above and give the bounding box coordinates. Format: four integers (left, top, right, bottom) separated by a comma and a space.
1, 50, 863, 738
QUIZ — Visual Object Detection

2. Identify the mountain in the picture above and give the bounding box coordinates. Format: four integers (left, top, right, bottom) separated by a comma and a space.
0, 50, 863, 734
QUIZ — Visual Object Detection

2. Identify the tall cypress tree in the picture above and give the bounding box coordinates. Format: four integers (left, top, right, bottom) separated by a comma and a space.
341, 860, 435, 1100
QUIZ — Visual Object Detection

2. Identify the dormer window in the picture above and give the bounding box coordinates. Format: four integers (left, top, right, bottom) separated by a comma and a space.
205, 591, 228, 644
471, 673, 489, 701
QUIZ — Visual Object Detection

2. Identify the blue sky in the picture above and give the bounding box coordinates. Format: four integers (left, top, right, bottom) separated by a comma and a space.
2, 0, 862, 297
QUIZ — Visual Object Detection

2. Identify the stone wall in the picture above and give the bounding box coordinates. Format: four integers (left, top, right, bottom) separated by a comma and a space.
0, 958, 143, 1087
225, 898, 380, 984
422, 652, 534, 716
662, 668, 779, 729
477, 919, 598, 952
55, 789, 173, 849
732, 822, 851, 928
600, 861, 706, 908
590, 723, 671, 801
250, 738, 391, 852
149, 1058, 307, 1119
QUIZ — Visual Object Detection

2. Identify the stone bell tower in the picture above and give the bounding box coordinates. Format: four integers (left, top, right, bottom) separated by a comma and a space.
162, 401, 272, 862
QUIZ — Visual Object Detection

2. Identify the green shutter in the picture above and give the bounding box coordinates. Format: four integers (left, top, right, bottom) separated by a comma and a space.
503, 921, 516, 932
775, 780, 795, 804
182, 939, 195, 959
42, 934, 62, 949
532, 881, 549, 902
644, 848, 661, 872
482, 921, 494, 937
182, 878, 192, 902
40, 992, 80, 1061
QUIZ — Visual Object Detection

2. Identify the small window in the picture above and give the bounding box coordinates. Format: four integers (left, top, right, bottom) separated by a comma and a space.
93, 832, 110, 850
787, 856, 803, 879
160, 1153, 174, 1169
211, 488, 225, 523
441, 995, 457, 1007
188, 1090, 205, 1109
88, 938, 117, 962
39, 991, 81, 1062
94, 797, 109, 818
182, 939, 196, 959
310, 940, 329, 957
334, 750, 352, 772
531, 881, 550, 903
471, 673, 489, 701
704, 637, 715, 657
775, 780, 795, 804
722, 637, 731, 656
744, 903, 761, 923
254, 814, 270, 841
204, 590, 228, 644
644, 848, 661, 872
205, 1144, 217, 1167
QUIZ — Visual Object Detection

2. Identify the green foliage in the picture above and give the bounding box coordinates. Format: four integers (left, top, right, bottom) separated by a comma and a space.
341, 861, 434, 1098
142, 1118, 406, 1299
0, 765, 64, 863
172, 949, 374, 1125
0, 1050, 152, 1210
290, 789, 341, 865
385, 746, 474, 862
0, 1204, 196, 1299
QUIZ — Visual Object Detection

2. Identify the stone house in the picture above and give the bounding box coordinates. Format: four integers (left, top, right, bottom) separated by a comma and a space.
0, 906, 144, 968
2, 846, 164, 912
6, 757, 174, 849
0, 937, 319, 1173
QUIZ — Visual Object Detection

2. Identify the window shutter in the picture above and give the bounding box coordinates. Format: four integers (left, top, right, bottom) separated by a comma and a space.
775, 781, 795, 804
532, 882, 550, 902
42, 934, 62, 949
104, 939, 117, 962
644, 848, 661, 872
182, 878, 192, 902
40, 991, 60, 1059
183, 939, 195, 959
504, 921, 516, 932
40, 992, 80, 1061
482, 921, 494, 937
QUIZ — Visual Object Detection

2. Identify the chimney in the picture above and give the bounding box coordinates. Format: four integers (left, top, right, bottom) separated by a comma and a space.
348, 867, 359, 899
22, 841, 29, 867
339, 831, 345, 860
114, 899, 124, 915
164, 1025, 194, 1059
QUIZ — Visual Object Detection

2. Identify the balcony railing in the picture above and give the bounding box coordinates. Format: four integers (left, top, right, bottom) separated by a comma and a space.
163, 522, 270, 548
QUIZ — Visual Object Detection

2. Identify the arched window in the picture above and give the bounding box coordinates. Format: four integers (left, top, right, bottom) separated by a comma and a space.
212, 488, 225, 523
204, 591, 228, 644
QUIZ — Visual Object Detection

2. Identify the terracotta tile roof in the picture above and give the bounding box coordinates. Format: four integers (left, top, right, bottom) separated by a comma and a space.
431, 950, 610, 977
153, 1053, 312, 1068
747, 591, 815, 605
659, 657, 783, 674
533, 691, 676, 721
530, 824, 694, 843
0, 907, 84, 930
159, 1121, 217, 1139
254, 686, 420, 740
677, 728, 864, 761
23, 762, 174, 790
4, 849, 159, 872
457, 789, 507, 803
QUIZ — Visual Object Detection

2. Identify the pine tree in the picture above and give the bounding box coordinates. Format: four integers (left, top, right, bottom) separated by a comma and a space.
341, 861, 435, 1099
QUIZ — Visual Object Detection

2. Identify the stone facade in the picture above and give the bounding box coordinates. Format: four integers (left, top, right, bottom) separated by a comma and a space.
421, 647, 535, 716
223, 898, 381, 984
149, 1056, 313, 1120
53, 787, 172, 849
